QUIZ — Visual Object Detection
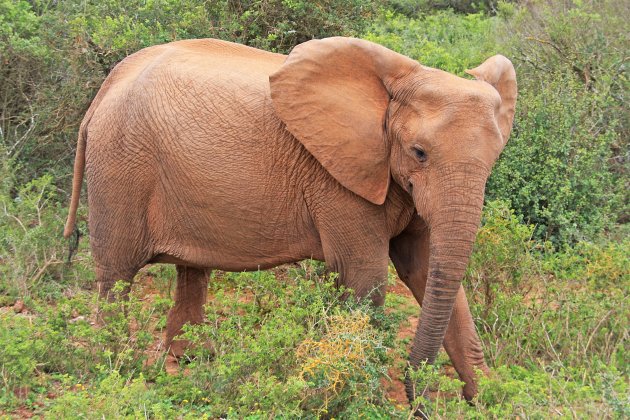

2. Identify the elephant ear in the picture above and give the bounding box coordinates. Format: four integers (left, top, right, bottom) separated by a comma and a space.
465, 55, 517, 145
270, 37, 416, 205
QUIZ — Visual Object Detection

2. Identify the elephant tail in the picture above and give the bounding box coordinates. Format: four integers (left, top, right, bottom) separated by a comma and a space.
63, 121, 88, 239
63, 80, 109, 239
63, 46, 161, 239
63, 57, 123, 239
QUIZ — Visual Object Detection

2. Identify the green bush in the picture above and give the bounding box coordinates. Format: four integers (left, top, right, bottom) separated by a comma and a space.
387, 0, 511, 17
544, 239, 630, 289
365, 8, 499, 75
0, 166, 92, 300
467, 203, 628, 373
172, 269, 400, 418
0, 283, 167, 407
487, 72, 624, 244
460, 202, 629, 418
0, 314, 47, 407
487, 0, 628, 243
465, 200, 538, 313
0, 264, 410, 416
47, 370, 177, 418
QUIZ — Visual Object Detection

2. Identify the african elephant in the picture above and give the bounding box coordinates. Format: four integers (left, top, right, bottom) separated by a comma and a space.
64, 37, 516, 405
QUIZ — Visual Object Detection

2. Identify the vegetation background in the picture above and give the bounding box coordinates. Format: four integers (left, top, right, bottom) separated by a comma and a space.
0, 0, 627, 417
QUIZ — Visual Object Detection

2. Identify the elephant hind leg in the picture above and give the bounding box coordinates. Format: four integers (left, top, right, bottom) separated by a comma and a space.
92, 262, 144, 327
165, 265, 209, 357
94, 264, 139, 301
91, 236, 152, 302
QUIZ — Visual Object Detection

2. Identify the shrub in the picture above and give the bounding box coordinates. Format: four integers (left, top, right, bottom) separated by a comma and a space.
296, 311, 388, 415
47, 370, 176, 418
487, 0, 628, 243
487, 72, 624, 244
0, 167, 92, 300
387, 0, 512, 17
365, 9, 499, 75
544, 239, 630, 289
0, 314, 46, 407
465, 200, 538, 313
172, 269, 400, 418
462, 200, 628, 416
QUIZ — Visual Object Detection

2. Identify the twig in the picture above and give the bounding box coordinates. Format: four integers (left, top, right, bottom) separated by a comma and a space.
583, 309, 614, 355
3, 203, 28, 233
30, 258, 63, 286
542, 321, 564, 367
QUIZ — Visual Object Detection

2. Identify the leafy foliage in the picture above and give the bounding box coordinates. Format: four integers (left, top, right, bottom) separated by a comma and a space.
173, 269, 399, 418
0, 266, 408, 417
465, 200, 538, 314
387, 0, 511, 17
3, 238, 627, 416
487, 0, 628, 243
487, 73, 623, 243
365, 8, 498, 75
0, 170, 91, 300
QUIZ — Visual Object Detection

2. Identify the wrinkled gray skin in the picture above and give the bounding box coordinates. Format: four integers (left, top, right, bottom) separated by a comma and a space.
64, 37, 517, 405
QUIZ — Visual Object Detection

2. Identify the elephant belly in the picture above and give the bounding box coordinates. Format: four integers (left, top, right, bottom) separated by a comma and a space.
146, 152, 326, 271
149, 204, 325, 271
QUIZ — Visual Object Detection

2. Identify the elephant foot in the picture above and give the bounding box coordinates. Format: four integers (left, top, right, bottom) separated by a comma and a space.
164, 319, 196, 358
164, 316, 205, 358
165, 334, 215, 360
462, 378, 479, 402
166, 338, 190, 358
461, 363, 491, 402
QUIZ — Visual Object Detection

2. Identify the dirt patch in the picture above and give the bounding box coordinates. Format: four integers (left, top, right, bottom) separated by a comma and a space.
383, 280, 419, 405
384, 315, 419, 405
9, 406, 34, 419
388, 279, 414, 299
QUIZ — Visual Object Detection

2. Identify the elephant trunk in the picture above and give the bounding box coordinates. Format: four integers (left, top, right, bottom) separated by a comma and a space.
405, 167, 486, 404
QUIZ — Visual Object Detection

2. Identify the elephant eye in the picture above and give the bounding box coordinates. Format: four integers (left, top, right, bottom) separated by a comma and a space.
413, 146, 428, 162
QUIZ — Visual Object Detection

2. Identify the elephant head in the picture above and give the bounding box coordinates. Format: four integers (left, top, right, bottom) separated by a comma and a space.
269, 37, 516, 402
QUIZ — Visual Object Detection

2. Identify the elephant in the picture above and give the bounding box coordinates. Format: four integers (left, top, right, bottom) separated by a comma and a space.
63, 37, 516, 405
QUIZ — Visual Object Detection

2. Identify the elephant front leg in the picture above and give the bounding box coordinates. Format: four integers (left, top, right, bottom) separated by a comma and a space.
442, 288, 489, 400
321, 236, 390, 306
316, 199, 393, 306
165, 265, 209, 357
339, 262, 390, 306
389, 218, 488, 401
